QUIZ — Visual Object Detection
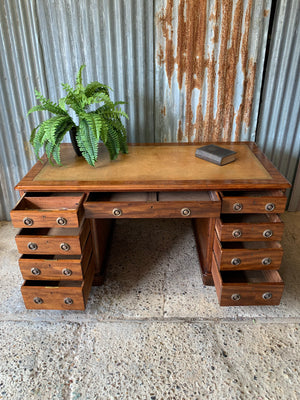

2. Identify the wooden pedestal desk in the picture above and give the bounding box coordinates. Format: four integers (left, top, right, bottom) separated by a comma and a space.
11, 143, 291, 310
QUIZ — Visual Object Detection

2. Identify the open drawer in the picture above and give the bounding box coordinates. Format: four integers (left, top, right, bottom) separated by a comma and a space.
15, 220, 90, 256
213, 235, 283, 270
220, 190, 286, 213
215, 214, 284, 241
84, 191, 220, 218
21, 254, 95, 310
18, 233, 92, 280
10, 192, 85, 228
212, 254, 284, 306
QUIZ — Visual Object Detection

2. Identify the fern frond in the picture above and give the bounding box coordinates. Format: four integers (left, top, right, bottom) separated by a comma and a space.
84, 81, 110, 98
77, 119, 98, 166
100, 109, 129, 120
32, 90, 67, 116
76, 65, 86, 88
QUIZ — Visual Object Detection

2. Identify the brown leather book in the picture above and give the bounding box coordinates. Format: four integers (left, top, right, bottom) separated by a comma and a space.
195, 144, 237, 166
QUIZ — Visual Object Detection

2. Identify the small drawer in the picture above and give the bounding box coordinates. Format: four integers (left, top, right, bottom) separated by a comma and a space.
21, 253, 95, 310
15, 219, 90, 256
18, 233, 92, 280
215, 214, 284, 241
220, 190, 286, 214
213, 235, 283, 270
10, 192, 85, 228
84, 191, 220, 218
212, 254, 284, 306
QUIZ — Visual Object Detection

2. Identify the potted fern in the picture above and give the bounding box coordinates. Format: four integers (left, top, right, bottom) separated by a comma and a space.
28, 65, 128, 166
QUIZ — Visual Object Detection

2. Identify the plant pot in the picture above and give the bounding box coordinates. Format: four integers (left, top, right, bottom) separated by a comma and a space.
69, 127, 82, 157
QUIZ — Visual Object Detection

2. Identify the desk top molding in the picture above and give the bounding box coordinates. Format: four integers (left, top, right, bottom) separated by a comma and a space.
16, 142, 290, 192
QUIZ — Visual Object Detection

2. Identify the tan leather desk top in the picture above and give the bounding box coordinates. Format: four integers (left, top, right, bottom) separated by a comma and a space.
16, 143, 290, 191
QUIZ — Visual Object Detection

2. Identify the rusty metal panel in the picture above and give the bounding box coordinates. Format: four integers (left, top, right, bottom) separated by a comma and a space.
256, 0, 300, 210
155, 0, 272, 143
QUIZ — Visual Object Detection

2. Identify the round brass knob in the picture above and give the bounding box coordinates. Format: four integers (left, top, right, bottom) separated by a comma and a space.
33, 297, 43, 304
62, 268, 72, 277
232, 229, 242, 238
23, 217, 34, 226
28, 242, 38, 251
265, 203, 275, 212
60, 243, 70, 251
231, 293, 241, 301
64, 297, 73, 305
231, 257, 241, 266
31, 267, 41, 276
263, 229, 273, 238
112, 208, 122, 217
56, 217, 67, 226
181, 208, 191, 217
262, 257, 272, 265
262, 292, 272, 300
233, 203, 243, 212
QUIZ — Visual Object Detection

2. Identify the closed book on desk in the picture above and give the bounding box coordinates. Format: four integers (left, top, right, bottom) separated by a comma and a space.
195, 145, 237, 166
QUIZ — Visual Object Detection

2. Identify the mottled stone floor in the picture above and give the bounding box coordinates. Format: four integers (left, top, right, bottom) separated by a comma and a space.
0, 212, 299, 399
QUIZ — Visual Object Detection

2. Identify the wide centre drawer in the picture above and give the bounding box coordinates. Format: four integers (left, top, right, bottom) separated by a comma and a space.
18, 233, 92, 280
10, 192, 85, 228
215, 214, 284, 241
220, 190, 286, 214
212, 254, 284, 306
84, 191, 220, 218
21, 253, 95, 310
15, 220, 90, 255
213, 235, 283, 270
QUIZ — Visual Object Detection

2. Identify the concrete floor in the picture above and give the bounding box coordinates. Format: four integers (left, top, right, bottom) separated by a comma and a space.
0, 213, 299, 399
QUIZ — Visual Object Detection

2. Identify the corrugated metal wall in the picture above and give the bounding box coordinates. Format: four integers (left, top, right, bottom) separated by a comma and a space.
155, 0, 271, 143
255, 0, 300, 210
0, 0, 297, 219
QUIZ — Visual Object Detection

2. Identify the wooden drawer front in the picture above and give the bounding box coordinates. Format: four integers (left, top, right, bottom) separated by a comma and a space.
11, 192, 85, 228
212, 255, 284, 306
15, 220, 90, 256
213, 235, 283, 270
220, 190, 286, 214
84, 191, 220, 218
21, 253, 95, 310
215, 214, 284, 241
18, 234, 92, 280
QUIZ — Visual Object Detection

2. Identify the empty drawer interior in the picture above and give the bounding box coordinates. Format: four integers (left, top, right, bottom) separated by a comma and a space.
14, 192, 84, 210
220, 269, 283, 284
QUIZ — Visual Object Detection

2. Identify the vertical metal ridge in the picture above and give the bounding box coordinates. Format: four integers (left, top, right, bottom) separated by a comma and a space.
256, 0, 300, 208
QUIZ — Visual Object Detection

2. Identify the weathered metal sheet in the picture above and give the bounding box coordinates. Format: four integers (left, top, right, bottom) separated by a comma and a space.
155, 0, 271, 143
256, 0, 300, 210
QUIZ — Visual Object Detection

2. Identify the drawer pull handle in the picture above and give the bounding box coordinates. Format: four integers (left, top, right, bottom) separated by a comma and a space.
31, 267, 41, 276
231, 257, 241, 266
265, 203, 275, 212
64, 297, 73, 305
57, 217, 67, 226
232, 229, 242, 238
62, 268, 72, 277
181, 208, 191, 217
231, 294, 241, 301
263, 229, 273, 238
28, 242, 38, 251
233, 203, 243, 212
33, 297, 43, 304
23, 217, 34, 226
112, 208, 122, 217
262, 292, 272, 300
262, 257, 272, 265
60, 243, 70, 251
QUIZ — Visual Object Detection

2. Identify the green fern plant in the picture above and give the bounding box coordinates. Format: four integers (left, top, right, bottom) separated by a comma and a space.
28, 65, 128, 166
